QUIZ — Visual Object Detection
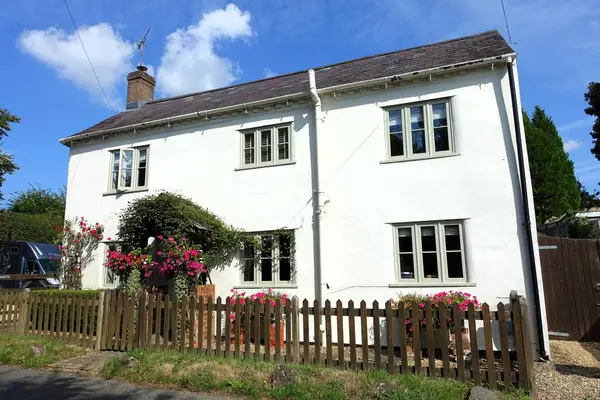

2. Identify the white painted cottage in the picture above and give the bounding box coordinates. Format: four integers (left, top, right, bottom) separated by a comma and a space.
61, 31, 549, 357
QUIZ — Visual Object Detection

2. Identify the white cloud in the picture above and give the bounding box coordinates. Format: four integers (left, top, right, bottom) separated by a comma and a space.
156, 3, 253, 97
18, 23, 135, 108
263, 68, 277, 78
563, 139, 582, 152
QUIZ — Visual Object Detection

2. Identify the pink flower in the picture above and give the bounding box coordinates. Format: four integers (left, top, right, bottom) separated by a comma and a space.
157, 235, 164, 240
270, 300, 276, 307
107, 237, 111, 241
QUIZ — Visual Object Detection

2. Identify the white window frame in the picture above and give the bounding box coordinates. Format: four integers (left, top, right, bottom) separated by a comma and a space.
107, 146, 149, 192
384, 99, 455, 161
239, 123, 293, 168
240, 232, 295, 287
103, 241, 121, 288
392, 221, 467, 284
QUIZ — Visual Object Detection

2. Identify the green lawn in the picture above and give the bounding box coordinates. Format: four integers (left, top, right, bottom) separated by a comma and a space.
0, 333, 87, 369
103, 349, 530, 400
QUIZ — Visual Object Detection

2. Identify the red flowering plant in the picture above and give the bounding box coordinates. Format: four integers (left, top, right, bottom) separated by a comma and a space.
229, 288, 289, 325
56, 217, 104, 289
153, 235, 206, 299
105, 248, 153, 279
391, 291, 480, 333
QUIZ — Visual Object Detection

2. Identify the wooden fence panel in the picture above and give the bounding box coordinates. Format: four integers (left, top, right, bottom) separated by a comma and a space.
348, 300, 356, 370
372, 301, 381, 370
324, 300, 332, 366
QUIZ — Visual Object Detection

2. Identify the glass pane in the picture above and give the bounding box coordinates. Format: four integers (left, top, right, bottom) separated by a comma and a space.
279, 235, 291, 257
261, 236, 273, 257
244, 149, 254, 164
244, 133, 254, 149
444, 225, 461, 251
399, 254, 414, 279
397, 228, 412, 252
261, 259, 272, 281
138, 149, 147, 168
410, 107, 424, 130
122, 150, 133, 169
279, 258, 291, 281
137, 168, 146, 187
388, 110, 402, 133
434, 127, 449, 152
423, 253, 439, 278
106, 267, 115, 284
277, 127, 289, 144
412, 130, 426, 154
243, 243, 254, 259
111, 171, 118, 190
112, 150, 120, 171
243, 259, 255, 282
278, 144, 289, 160
120, 168, 132, 188
432, 103, 448, 127
447, 252, 464, 278
420, 226, 437, 252
389, 133, 404, 157
261, 146, 272, 162
261, 130, 272, 146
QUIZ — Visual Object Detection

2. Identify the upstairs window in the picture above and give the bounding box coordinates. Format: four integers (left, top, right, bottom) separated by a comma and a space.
386, 100, 454, 160
108, 147, 148, 191
394, 221, 467, 283
241, 124, 292, 167
241, 231, 294, 286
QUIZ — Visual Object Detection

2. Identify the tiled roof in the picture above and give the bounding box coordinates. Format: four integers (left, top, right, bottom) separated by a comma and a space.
69, 30, 514, 139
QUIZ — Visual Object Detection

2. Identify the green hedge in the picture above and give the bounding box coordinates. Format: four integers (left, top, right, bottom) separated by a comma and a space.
0, 212, 62, 243
43, 289, 102, 297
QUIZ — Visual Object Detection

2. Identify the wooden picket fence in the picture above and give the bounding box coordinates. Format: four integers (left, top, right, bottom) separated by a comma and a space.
0, 290, 535, 393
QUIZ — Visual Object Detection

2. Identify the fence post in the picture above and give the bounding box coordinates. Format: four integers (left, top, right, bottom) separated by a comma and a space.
18, 289, 31, 334
292, 296, 300, 362
519, 297, 536, 396
95, 291, 106, 350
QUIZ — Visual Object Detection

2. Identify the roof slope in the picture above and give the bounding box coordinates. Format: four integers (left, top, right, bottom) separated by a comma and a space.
72, 30, 513, 138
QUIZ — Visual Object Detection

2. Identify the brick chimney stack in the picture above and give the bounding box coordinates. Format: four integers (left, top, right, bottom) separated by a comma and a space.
126, 66, 155, 109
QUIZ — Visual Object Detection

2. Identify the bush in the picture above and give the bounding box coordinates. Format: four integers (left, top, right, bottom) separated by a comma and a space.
0, 212, 62, 243
117, 192, 245, 271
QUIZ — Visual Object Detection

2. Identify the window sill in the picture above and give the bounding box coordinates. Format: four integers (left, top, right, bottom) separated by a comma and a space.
389, 282, 476, 288
235, 161, 296, 171
233, 284, 298, 290
103, 187, 149, 196
380, 153, 461, 164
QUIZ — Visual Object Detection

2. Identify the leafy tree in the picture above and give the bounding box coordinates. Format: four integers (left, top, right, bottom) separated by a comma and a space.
0, 108, 19, 200
524, 107, 580, 223
578, 181, 600, 210
117, 192, 246, 271
584, 82, 600, 161
6, 185, 66, 215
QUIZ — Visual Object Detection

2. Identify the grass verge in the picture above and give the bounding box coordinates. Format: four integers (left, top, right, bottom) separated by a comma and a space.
0, 333, 87, 368
102, 349, 530, 400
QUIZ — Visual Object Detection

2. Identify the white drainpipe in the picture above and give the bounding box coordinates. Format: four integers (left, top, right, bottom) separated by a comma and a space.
308, 69, 324, 325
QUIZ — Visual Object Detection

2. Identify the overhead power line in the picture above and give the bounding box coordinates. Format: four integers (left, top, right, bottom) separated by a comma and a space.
62, 0, 117, 114
500, 0, 516, 45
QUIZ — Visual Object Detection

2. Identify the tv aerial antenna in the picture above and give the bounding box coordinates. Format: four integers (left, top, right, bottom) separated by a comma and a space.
136, 28, 151, 70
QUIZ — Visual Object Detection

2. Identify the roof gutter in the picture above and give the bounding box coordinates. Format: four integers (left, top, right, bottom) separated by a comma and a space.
61, 53, 515, 146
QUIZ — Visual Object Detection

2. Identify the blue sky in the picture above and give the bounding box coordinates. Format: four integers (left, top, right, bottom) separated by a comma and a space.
0, 0, 598, 200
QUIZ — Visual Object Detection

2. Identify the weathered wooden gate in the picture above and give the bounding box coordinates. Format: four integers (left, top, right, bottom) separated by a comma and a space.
538, 236, 600, 341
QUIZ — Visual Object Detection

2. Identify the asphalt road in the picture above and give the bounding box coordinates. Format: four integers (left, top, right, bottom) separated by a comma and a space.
0, 365, 226, 400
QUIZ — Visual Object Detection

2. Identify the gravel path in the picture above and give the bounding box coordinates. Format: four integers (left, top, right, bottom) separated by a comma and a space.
535, 340, 600, 400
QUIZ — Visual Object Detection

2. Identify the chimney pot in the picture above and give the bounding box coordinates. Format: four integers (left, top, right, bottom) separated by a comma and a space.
126, 68, 155, 108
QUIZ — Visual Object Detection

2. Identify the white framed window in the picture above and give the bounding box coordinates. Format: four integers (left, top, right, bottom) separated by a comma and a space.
103, 242, 121, 287
393, 221, 467, 283
241, 231, 294, 286
240, 124, 292, 167
385, 99, 454, 160
108, 146, 149, 192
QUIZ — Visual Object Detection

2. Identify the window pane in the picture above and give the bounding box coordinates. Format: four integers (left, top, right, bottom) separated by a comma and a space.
244, 133, 255, 148
277, 127, 290, 161
279, 258, 291, 281
278, 144, 289, 160
279, 235, 291, 257
137, 169, 146, 187
261, 259, 272, 281
389, 133, 404, 157
138, 149, 147, 168
111, 151, 120, 189
261, 130, 272, 162
412, 130, 426, 154
120, 150, 133, 188
244, 149, 254, 164
444, 225, 461, 251
399, 254, 414, 279
388, 110, 402, 133
410, 107, 425, 130
423, 253, 439, 278
277, 127, 289, 144
261, 236, 273, 256
432, 103, 448, 127
137, 148, 147, 187
434, 127, 450, 152
420, 226, 437, 252
243, 259, 255, 281
447, 253, 464, 278
397, 228, 412, 252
